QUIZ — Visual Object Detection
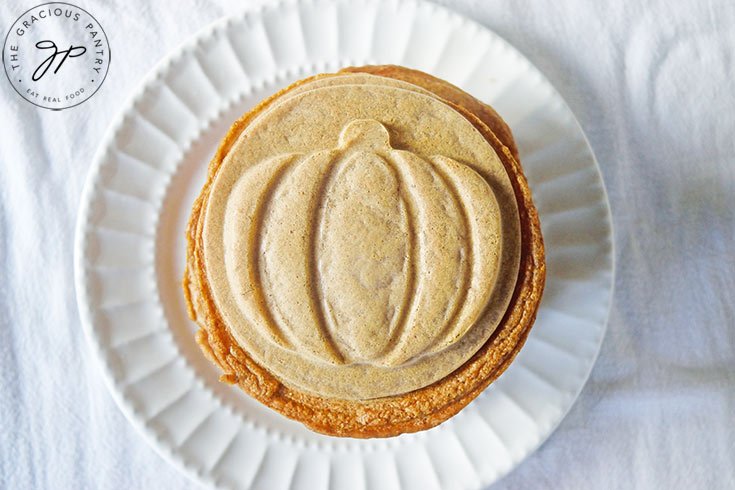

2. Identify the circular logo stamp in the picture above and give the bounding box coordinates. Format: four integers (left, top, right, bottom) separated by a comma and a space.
3, 2, 110, 110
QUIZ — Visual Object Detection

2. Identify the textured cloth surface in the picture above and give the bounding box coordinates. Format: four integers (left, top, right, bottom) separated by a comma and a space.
1, 0, 733, 488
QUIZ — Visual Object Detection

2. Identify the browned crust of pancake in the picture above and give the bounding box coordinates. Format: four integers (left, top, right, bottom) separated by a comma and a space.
183, 65, 545, 438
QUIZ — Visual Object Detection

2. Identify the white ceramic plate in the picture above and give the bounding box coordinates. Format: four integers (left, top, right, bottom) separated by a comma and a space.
74, 0, 614, 488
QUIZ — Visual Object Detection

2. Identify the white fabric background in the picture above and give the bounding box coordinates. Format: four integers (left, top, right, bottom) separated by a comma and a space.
1, 0, 733, 488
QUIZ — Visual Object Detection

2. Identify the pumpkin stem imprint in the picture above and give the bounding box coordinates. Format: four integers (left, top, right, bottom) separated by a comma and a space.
337, 119, 392, 152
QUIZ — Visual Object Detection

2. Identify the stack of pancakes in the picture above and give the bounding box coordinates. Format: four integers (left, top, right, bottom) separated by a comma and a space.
184, 65, 545, 438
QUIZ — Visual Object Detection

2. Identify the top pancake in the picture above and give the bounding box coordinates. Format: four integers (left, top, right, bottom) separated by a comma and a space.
200, 73, 521, 399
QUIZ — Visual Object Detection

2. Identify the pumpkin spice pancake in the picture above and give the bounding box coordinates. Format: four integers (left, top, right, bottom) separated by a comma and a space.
184, 65, 545, 438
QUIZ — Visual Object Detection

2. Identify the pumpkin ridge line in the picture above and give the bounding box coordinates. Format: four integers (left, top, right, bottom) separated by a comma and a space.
312, 150, 355, 360
315, 148, 411, 363
249, 154, 303, 349
392, 186, 415, 355
306, 150, 347, 364
372, 150, 422, 364
418, 155, 473, 354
